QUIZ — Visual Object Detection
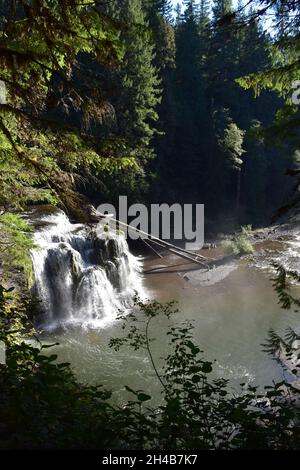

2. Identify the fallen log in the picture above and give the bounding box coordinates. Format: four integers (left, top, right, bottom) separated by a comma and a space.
96, 214, 212, 269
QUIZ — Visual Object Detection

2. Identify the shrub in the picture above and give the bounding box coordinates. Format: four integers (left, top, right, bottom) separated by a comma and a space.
0, 213, 36, 285
223, 225, 254, 255
0, 286, 300, 449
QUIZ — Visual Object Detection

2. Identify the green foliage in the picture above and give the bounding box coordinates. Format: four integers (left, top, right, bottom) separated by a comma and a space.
272, 263, 300, 310
236, 1, 300, 218
0, 116, 58, 210
2, 286, 300, 449
0, 1, 141, 217
0, 284, 33, 344
262, 264, 300, 433
1, 1, 300, 447
222, 122, 246, 171
149, 0, 293, 224
0, 0, 296, 233
0, 284, 115, 450
0, 213, 36, 283
223, 225, 254, 255
108, 297, 300, 449
102, 0, 161, 199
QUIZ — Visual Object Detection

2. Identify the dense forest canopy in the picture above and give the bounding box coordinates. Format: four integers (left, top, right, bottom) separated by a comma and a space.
0, 0, 299, 277
0, 0, 299, 229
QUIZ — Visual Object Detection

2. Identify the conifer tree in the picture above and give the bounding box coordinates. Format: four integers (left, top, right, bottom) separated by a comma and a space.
154, 0, 174, 22
169, 0, 204, 202
104, 0, 161, 201
222, 121, 246, 213
143, 0, 177, 202
198, 0, 210, 33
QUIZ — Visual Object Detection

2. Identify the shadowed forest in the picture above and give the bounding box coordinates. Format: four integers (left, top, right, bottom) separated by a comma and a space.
1, 0, 300, 453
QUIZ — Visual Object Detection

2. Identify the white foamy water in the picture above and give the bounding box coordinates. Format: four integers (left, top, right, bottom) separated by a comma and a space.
274, 233, 300, 273
31, 211, 144, 330
249, 231, 300, 278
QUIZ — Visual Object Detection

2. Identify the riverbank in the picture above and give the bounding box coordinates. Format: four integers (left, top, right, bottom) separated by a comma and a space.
143, 218, 300, 289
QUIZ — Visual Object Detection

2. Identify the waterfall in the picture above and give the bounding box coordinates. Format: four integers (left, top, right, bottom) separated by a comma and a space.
31, 210, 144, 330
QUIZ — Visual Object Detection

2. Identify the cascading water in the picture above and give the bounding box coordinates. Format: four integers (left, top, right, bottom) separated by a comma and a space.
274, 233, 300, 274
31, 210, 144, 330
250, 229, 300, 277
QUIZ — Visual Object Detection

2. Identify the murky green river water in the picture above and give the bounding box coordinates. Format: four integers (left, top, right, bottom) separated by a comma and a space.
42, 243, 300, 404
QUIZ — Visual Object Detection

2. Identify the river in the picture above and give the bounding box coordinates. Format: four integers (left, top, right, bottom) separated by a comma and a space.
32, 213, 300, 404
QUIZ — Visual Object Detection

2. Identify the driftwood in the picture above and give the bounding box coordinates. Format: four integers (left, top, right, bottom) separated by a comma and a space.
142, 239, 164, 258
95, 213, 213, 269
